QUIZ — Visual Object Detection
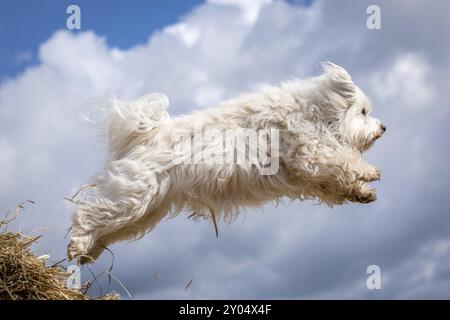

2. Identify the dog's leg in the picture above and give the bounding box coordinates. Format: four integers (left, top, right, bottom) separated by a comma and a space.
329, 156, 378, 204
286, 140, 378, 204
352, 161, 381, 182
348, 181, 377, 203
68, 156, 173, 263
326, 154, 378, 204
82, 198, 173, 264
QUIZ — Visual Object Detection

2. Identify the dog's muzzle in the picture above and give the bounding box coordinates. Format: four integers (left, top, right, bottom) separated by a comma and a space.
374, 124, 386, 140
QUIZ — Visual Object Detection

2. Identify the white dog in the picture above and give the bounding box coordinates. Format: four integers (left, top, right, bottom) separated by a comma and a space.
68, 63, 385, 263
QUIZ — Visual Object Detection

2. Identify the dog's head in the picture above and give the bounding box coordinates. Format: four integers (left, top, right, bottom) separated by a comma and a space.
313, 63, 386, 152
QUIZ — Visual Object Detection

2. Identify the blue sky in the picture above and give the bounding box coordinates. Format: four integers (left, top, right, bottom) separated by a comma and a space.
0, 0, 203, 77
1, 0, 450, 299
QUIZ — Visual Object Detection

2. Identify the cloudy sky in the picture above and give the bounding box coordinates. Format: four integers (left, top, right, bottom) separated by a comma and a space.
1, 0, 450, 299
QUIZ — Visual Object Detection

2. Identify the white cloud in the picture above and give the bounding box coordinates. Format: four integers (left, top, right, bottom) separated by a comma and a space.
1, 0, 450, 299
164, 23, 201, 47
208, 0, 272, 24
194, 84, 224, 107
370, 53, 435, 108
0, 138, 17, 195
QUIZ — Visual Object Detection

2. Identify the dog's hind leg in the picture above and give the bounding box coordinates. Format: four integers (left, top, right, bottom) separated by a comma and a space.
68, 156, 173, 263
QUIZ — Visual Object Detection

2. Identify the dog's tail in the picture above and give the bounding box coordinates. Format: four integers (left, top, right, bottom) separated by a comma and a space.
106, 93, 170, 159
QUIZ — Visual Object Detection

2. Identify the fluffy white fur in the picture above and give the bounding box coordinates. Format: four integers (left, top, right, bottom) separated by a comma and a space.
68, 63, 386, 263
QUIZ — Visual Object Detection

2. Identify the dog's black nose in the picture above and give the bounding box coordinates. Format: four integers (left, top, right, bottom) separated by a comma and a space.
380, 124, 386, 132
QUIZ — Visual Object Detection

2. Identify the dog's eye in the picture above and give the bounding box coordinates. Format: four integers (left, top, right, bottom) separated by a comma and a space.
361, 108, 367, 116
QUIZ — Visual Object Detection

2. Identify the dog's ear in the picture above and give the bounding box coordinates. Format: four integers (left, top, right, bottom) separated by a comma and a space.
320, 62, 357, 107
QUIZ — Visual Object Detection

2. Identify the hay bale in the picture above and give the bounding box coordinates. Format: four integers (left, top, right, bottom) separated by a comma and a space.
0, 217, 119, 300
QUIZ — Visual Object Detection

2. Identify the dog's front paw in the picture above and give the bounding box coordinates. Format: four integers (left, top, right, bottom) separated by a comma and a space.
350, 185, 377, 204
358, 167, 381, 182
